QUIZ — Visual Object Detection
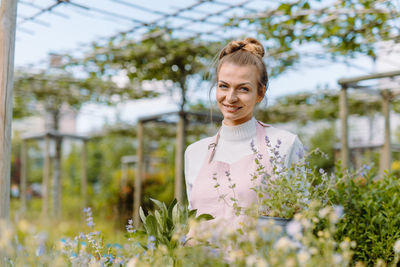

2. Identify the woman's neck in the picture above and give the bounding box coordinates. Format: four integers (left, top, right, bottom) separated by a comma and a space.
220, 117, 256, 141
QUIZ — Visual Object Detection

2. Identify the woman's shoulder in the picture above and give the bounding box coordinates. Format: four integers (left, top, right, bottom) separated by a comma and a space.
261, 122, 298, 142
185, 135, 216, 156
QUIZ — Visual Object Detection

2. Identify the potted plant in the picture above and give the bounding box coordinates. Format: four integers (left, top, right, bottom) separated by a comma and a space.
251, 141, 332, 236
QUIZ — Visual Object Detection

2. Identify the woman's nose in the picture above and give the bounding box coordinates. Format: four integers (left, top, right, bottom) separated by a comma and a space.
226, 89, 238, 103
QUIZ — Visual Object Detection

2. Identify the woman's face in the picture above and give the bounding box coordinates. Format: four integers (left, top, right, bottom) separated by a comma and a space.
216, 63, 264, 126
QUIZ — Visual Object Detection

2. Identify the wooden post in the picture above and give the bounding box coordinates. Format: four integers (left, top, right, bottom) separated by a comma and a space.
42, 134, 50, 217
52, 136, 62, 218
380, 90, 392, 176
339, 86, 350, 169
120, 162, 127, 219
121, 162, 128, 189
174, 112, 185, 203
0, 0, 18, 220
134, 121, 144, 227
81, 140, 88, 208
20, 140, 28, 212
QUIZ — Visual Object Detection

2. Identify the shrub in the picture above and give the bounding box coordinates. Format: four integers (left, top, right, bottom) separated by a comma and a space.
332, 165, 400, 265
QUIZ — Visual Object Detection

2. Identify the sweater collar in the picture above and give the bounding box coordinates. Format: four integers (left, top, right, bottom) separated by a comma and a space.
220, 117, 257, 141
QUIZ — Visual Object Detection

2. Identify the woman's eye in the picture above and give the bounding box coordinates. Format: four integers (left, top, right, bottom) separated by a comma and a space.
240, 87, 249, 92
218, 84, 227, 88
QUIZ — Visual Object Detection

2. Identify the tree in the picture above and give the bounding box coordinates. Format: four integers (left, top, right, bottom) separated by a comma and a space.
77, 28, 220, 201
229, 0, 398, 76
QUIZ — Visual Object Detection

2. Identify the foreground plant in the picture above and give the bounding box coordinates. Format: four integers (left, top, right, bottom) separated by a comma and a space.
251, 138, 333, 219
129, 199, 213, 259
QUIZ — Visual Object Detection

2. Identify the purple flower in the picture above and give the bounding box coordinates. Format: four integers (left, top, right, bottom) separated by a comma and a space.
296, 149, 305, 159
180, 235, 187, 243
265, 136, 270, 144
36, 244, 45, 257
79, 232, 85, 240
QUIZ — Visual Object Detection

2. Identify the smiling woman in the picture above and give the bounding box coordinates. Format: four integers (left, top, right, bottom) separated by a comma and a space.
184, 37, 304, 232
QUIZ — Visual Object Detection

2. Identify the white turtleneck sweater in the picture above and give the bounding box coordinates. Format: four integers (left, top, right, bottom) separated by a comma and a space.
184, 117, 304, 203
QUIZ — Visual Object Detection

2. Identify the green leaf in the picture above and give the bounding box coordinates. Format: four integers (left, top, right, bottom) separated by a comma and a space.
154, 210, 165, 232
196, 213, 214, 221
139, 207, 146, 224
188, 209, 197, 218
151, 198, 167, 212
168, 199, 178, 218
145, 214, 158, 237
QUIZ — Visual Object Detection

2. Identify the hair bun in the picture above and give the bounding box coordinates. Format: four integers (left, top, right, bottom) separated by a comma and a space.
219, 37, 264, 59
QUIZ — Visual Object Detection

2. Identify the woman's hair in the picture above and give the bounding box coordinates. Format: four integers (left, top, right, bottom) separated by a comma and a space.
216, 37, 269, 97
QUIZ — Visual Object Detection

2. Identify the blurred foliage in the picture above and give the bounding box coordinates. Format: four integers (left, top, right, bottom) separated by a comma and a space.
229, 0, 397, 76
72, 28, 220, 111
12, 70, 157, 120
256, 89, 391, 124
308, 125, 337, 172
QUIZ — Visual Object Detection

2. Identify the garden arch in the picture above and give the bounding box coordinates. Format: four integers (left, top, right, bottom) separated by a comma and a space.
338, 69, 400, 175
21, 131, 89, 218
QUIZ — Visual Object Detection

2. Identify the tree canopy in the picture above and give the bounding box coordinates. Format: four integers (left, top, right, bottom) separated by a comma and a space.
13, 70, 157, 119
229, 0, 398, 76
78, 29, 220, 111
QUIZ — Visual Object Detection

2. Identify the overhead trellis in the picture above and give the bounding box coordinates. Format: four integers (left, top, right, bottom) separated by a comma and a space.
16, 0, 269, 68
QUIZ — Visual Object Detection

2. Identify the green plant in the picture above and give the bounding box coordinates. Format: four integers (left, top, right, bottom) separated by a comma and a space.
135, 199, 213, 252
332, 165, 400, 266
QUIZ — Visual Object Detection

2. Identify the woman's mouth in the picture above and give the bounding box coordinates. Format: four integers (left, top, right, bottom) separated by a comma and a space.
222, 104, 242, 113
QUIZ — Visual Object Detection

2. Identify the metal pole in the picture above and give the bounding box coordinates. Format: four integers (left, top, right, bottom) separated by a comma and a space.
0, 0, 18, 220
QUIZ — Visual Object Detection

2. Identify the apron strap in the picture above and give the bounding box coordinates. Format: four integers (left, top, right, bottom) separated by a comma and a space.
207, 130, 221, 164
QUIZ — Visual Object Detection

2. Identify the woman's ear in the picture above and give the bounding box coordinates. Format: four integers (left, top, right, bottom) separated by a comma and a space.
257, 85, 266, 103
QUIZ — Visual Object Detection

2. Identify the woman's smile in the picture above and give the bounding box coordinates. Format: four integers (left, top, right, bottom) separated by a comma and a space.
222, 104, 242, 112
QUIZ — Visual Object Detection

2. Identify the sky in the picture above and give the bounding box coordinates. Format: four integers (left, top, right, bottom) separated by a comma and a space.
14, 0, 385, 134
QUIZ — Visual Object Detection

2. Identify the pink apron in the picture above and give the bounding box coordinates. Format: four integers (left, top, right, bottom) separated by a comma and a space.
189, 121, 272, 229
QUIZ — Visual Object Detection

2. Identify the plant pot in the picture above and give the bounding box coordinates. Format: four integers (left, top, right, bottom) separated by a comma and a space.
257, 216, 291, 240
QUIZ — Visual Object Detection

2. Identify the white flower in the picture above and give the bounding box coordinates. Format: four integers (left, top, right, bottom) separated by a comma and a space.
127, 257, 138, 267
297, 250, 310, 265
286, 220, 302, 239
330, 205, 344, 223
333, 254, 342, 265
394, 239, 400, 254
245, 255, 257, 266
318, 207, 330, 218
275, 237, 296, 251
256, 258, 268, 267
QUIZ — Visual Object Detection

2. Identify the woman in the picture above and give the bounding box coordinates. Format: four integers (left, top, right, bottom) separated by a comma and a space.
184, 37, 304, 228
